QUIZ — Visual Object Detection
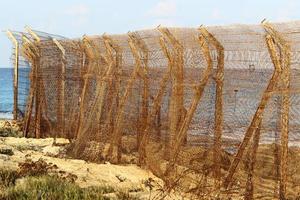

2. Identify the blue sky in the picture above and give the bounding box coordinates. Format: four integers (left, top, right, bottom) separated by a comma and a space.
1, 0, 300, 67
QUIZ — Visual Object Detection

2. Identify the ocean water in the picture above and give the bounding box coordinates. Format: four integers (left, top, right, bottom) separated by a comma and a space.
0, 68, 13, 119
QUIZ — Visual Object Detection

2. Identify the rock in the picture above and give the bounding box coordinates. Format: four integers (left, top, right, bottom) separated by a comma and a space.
0, 131, 9, 137
116, 174, 127, 182
103, 193, 117, 199
0, 154, 10, 161
70, 159, 86, 164
15, 177, 27, 187
42, 145, 61, 156
0, 145, 14, 155
53, 138, 69, 146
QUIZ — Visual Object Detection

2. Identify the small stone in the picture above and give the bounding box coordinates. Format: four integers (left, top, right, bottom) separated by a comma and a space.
116, 174, 127, 182
0, 154, 10, 161
0, 145, 14, 156
42, 146, 61, 156
0, 132, 8, 137
103, 193, 117, 199
104, 161, 111, 165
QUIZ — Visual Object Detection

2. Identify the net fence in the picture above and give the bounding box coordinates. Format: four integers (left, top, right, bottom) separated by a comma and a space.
7, 21, 300, 199
1, 32, 29, 119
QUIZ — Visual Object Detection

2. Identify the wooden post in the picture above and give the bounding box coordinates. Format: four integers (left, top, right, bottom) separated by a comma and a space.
128, 32, 149, 149
279, 66, 290, 200
13, 41, 19, 120
53, 39, 66, 137
76, 47, 86, 136
245, 23, 290, 199
25, 26, 42, 138
75, 35, 103, 140
91, 38, 115, 137
158, 27, 185, 159
102, 35, 122, 137
271, 25, 291, 200
34, 57, 41, 138
162, 31, 214, 187
244, 122, 261, 200
199, 27, 224, 190
138, 36, 173, 166
75, 37, 94, 139
21, 35, 39, 137
73, 37, 100, 157
6, 31, 19, 120
25, 26, 41, 42
105, 37, 142, 163
223, 31, 284, 188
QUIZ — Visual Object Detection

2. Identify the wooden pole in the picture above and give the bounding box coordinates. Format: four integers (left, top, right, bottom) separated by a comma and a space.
53, 39, 66, 137
34, 56, 41, 138
21, 35, 39, 137
91, 39, 115, 137
74, 36, 106, 144
158, 27, 185, 160
278, 32, 290, 200
75, 35, 100, 140
6, 31, 19, 120
25, 26, 42, 138
244, 122, 261, 200
199, 27, 224, 190
128, 32, 149, 149
224, 33, 283, 189
25, 26, 41, 42
102, 35, 122, 137
256, 22, 290, 199
138, 36, 172, 166
105, 38, 142, 163
162, 32, 214, 188
13, 41, 19, 120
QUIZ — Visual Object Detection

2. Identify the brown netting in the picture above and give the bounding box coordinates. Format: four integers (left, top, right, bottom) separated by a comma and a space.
8, 21, 300, 199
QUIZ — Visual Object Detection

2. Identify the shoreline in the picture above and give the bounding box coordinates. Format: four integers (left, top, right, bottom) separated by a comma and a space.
0, 112, 13, 120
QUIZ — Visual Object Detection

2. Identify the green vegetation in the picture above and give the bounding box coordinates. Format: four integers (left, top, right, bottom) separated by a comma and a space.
0, 169, 19, 188
0, 168, 142, 200
0, 121, 22, 137
1, 175, 114, 200
115, 190, 142, 200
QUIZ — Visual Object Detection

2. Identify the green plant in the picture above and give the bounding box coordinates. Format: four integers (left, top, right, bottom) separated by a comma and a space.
18, 158, 58, 177
2, 175, 116, 200
0, 169, 19, 187
82, 186, 115, 199
0, 121, 22, 138
115, 190, 142, 200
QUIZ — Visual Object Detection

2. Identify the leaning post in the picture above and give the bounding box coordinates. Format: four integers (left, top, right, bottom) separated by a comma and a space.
6, 30, 19, 120
199, 26, 224, 190
53, 38, 66, 137
263, 22, 291, 199
25, 26, 42, 138
223, 21, 288, 190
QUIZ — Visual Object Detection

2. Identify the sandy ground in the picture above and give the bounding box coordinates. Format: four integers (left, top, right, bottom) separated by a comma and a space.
3, 120, 299, 199
0, 135, 173, 199
0, 120, 188, 199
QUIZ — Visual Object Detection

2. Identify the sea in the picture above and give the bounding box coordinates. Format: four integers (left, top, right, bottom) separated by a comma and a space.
0, 68, 13, 119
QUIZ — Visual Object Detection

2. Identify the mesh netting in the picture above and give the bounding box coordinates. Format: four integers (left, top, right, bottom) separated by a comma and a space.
9, 21, 300, 199
5, 32, 32, 119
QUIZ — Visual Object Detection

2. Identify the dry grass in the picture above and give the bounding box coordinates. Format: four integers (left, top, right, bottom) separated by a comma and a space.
0, 120, 22, 137
1, 175, 115, 200
0, 168, 143, 200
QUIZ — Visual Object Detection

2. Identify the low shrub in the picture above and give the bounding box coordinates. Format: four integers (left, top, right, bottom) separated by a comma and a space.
0, 169, 19, 187
2, 175, 115, 200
